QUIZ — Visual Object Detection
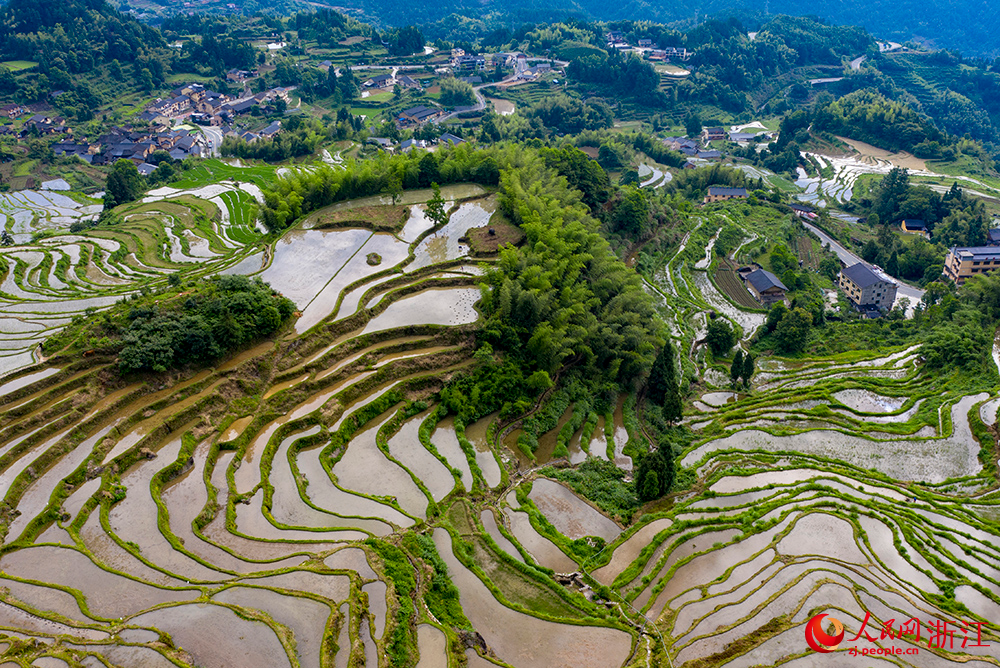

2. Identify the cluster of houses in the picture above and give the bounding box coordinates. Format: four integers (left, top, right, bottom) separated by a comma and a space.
51, 128, 208, 167
665, 136, 722, 163
733, 258, 899, 317
362, 73, 422, 91
365, 132, 466, 153
605, 32, 691, 60
138, 83, 294, 127
0, 112, 73, 139
397, 105, 445, 128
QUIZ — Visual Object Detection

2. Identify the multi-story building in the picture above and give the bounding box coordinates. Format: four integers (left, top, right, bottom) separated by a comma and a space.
944, 246, 1000, 284
839, 262, 898, 313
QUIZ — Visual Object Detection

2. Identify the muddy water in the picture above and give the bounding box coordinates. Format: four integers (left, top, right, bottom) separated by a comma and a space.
60, 475, 101, 521
0, 600, 105, 640
592, 518, 673, 586
6, 423, 116, 540
360, 615, 378, 667
210, 453, 347, 555
290, 371, 376, 420
503, 509, 576, 572
386, 413, 455, 502
532, 405, 576, 465
463, 414, 502, 488
214, 586, 331, 668
239, 488, 366, 543
416, 625, 448, 668
431, 528, 632, 668
296, 233, 411, 333
131, 603, 290, 668
161, 440, 307, 573
407, 201, 494, 271
373, 345, 451, 368
480, 509, 523, 563
269, 427, 399, 533
0, 545, 194, 618
683, 393, 988, 483
334, 603, 351, 668
262, 228, 371, 309
587, 416, 609, 461
833, 389, 906, 413
325, 547, 377, 580
611, 398, 633, 471
361, 287, 480, 334
0, 428, 73, 505
110, 434, 229, 583
0, 367, 59, 398
221, 415, 254, 442
331, 417, 427, 518
296, 445, 409, 529
0, 577, 93, 624
362, 580, 387, 638
234, 419, 288, 494
431, 418, 473, 490
263, 374, 310, 400
528, 479, 621, 541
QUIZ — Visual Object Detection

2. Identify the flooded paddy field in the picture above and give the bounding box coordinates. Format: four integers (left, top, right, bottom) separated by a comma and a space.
612, 205, 1000, 666
5, 169, 1000, 668
0, 181, 649, 667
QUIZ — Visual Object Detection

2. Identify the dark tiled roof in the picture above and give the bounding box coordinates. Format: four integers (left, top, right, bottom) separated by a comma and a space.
746, 268, 787, 293
707, 186, 747, 197
841, 262, 887, 288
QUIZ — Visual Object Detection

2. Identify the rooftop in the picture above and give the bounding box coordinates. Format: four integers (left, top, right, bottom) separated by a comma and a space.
746, 268, 787, 293
841, 262, 895, 288
951, 246, 1000, 260
707, 186, 747, 197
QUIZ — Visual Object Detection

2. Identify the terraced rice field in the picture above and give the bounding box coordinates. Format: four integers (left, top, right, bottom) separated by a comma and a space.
626, 206, 1000, 665
2, 168, 1000, 667
0, 172, 653, 667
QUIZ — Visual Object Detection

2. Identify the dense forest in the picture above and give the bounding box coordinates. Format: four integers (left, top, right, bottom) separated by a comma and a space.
43, 275, 297, 373
333, 0, 1000, 57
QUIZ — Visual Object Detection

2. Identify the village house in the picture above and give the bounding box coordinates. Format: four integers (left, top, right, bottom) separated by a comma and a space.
367, 137, 395, 152
790, 204, 818, 219
743, 268, 787, 306
226, 68, 257, 82
439, 133, 465, 146
944, 246, 1000, 285
0, 104, 26, 119
702, 127, 725, 142
987, 229, 1000, 246
839, 262, 898, 313
704, 186, 748, 203
606, 31, 626, 45
453, 55, 486, 71
400, 138, 428, 152
398, 105, 443, 127
898, 218, 930, 239
364, 74, 394, 89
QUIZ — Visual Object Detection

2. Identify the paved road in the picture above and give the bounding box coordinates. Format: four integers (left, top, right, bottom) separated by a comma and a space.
200, 126, 223, 157
850, 55, 867, 70
801, 221, 925, 311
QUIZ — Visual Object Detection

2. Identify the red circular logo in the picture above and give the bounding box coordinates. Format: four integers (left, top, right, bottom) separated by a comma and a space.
805, 614, 845, 653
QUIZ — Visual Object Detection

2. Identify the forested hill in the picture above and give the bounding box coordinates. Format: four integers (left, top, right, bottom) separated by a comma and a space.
0, 0, 163, 70
337, 0, 1000, 58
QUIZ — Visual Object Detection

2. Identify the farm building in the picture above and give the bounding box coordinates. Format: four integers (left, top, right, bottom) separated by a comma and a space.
744, 269, 787, 306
